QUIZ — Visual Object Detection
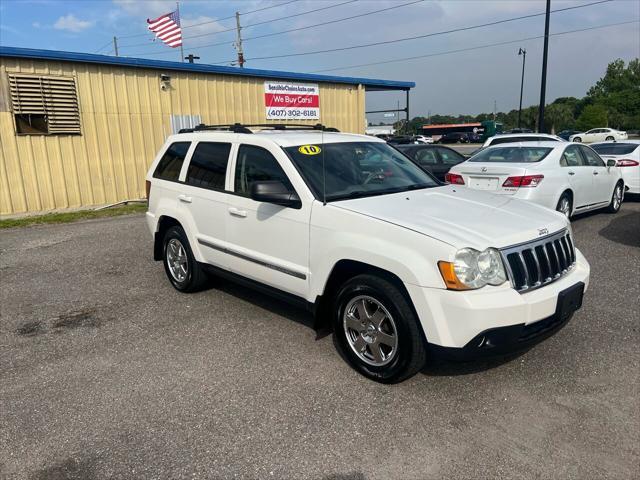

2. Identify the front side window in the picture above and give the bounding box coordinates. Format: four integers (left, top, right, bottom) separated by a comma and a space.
560, 145, 584, 167
469, 146, 553, 163
580, 146, 605, 167
153, 142, 191, 181
284, 141, 438, 201
436, 147, 465, 165
186, 142, 231, 190
234, 145, 293, 196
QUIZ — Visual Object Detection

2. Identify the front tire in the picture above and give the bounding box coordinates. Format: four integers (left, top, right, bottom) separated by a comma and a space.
162, 226, 208, 292
606, 182, 624, 213
556, 192, 573, 218
332, 274, 427, 383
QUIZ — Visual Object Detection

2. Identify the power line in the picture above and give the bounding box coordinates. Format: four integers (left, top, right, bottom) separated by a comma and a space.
116, 0, 301, 40
94, 40, 113, 54
210, 0, 613, 64
191, 0, 424, 50
310, 20, 639, 73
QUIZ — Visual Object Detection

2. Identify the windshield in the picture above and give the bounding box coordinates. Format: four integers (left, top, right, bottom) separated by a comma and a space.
284, 141, 438, 201
469, 146, 553, 163
591, 143, 639, 155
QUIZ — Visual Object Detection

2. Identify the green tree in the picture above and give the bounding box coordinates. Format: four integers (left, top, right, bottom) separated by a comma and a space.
576, 104, 608, 131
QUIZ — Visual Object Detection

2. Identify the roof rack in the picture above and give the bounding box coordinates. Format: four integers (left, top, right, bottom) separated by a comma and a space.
178, 123, 339, 134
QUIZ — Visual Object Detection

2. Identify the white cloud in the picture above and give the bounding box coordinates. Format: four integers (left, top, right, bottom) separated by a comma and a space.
32, 21, 41, 28
53, 14, 94, 33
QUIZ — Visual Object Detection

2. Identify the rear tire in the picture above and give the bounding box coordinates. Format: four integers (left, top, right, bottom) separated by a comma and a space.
162, 226, 208, 292
606, 182, 624, 213
605, 136, 614, 141
573, 137, 582, 143
556, 192, 573, 219
332, 274, 427, 383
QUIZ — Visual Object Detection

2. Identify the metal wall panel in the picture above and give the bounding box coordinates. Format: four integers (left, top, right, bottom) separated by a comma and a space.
0, 58, 366, 215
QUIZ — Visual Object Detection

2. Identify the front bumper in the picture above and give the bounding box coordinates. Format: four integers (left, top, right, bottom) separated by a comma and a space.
405, 248, 590, 350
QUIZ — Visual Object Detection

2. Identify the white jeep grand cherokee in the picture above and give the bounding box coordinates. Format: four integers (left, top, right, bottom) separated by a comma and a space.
146, 124, 590, 383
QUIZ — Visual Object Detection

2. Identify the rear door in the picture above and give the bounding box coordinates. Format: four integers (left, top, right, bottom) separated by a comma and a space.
177, 141, 233, 268
434, 147, 465, 181
225, 143, 311, 297
560, 144, 591, 208
411, 147, 441, 178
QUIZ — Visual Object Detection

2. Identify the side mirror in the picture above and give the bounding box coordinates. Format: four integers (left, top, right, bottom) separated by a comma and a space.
606, 159, 617, 167
250, 180, 301, 209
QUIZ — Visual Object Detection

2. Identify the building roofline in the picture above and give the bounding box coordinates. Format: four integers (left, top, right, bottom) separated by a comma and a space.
0, 46, 415, 91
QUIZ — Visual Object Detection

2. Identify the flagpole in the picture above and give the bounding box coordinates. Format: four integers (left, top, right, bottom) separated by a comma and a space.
177, 1, 184, 62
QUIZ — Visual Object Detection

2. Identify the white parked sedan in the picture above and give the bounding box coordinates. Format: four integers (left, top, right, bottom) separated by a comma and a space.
569, 128, 628, 143
446, 142, 624, 218
591, 140, 640, 194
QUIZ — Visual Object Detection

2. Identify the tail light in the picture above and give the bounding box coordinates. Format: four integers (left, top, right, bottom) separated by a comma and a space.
617, 159, 639, 167
145, 180, 151, 201
502, 175, 544, 188
445, 173, 465, 185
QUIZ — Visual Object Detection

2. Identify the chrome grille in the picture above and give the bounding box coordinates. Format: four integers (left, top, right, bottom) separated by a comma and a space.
501, 229, 576, 293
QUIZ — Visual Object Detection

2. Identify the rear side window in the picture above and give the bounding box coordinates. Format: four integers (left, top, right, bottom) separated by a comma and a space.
234, 145, 293, 196
186, 142, 232, 190
153, 142, 190, 181
436, 147, 464, 164
560, 145, 584, 167
414, 149, 438, 165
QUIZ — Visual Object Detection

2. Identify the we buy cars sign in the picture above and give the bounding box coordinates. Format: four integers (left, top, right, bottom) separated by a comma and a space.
264, 81, 320, 120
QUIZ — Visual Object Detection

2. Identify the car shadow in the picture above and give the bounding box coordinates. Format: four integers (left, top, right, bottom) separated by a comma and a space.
598, 211, 640, 247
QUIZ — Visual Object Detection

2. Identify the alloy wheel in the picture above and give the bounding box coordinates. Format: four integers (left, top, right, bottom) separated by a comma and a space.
558, 197, 571, 218
613, 185, 623, 210
166, 238, 188, 282
343, 295, 398, 366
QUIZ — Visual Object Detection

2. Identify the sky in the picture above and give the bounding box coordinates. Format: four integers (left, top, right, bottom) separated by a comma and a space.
1, 0, 638, 124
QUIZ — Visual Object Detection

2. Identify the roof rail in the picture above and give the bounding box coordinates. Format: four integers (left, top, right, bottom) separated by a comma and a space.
178, 123, 339, 134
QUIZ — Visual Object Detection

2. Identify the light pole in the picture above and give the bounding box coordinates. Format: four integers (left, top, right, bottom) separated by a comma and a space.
538, 0, 551, 132
518, 48, 526, 129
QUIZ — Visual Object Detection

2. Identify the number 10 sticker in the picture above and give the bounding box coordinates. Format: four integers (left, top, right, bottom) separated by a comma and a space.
298, 145, 322, 155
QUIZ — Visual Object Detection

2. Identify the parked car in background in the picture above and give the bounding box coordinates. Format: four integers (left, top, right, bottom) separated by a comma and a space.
467, 131, 482, 143
395, 144, 466, 182
447, 142, 624, 218
437, 132, 469, 144
557, 130, 582, 141
482, 133, 565, 149
413, 135, 434, 144
591, 140, 640, 194
146, 126, 590, 383
570, 128, 628, 143
506, 128, 533, 134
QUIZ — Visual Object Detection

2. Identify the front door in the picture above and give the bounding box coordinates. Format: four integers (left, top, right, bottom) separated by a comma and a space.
580, 145, 615, 204
225, 143, 311, 298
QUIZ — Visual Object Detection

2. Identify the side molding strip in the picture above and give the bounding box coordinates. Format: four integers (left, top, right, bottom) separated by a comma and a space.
197, 238, 307, 280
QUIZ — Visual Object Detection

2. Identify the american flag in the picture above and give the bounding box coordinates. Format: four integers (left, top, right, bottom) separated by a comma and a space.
147, 10, 182, 48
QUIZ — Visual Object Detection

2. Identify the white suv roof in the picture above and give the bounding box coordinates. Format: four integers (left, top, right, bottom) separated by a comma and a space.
173, 128, 380, 148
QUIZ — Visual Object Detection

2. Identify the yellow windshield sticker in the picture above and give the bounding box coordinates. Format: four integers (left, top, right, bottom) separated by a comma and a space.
298, 145, 322, 155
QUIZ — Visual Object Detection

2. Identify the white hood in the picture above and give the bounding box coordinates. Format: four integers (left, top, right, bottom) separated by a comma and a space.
333, 185, 568, 250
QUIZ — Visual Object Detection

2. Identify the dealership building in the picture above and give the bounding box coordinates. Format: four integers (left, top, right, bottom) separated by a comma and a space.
0, 46, 413, 216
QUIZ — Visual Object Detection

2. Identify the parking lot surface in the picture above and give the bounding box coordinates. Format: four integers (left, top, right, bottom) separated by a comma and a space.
1, 202, 639, 479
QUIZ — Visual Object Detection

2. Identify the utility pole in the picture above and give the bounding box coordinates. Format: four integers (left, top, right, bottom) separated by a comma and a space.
184, 54, 200, 64
177, 2, 184, 62
113, 36, 119, 56
518, 48, 527, 128
538, 0, 551, 132
493, 100, 497, 121
234, 12, 245, 67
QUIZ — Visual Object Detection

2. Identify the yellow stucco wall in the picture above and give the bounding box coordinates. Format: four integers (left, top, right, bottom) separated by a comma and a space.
0, 57, 366, 215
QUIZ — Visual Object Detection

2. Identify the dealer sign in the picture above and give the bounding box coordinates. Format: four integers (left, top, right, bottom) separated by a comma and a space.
264, 81, 320, 120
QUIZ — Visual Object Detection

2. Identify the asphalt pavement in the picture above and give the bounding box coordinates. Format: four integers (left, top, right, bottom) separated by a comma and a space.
1, 201, 639, 479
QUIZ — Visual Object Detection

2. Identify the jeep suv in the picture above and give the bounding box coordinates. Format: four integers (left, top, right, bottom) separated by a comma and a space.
146, 124, 590, 383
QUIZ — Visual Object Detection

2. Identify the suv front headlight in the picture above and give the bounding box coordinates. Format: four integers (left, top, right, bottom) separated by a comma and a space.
438, 247, 507, 290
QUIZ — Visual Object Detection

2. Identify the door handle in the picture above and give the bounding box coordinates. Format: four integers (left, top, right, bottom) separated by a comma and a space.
568, 171, 575, 176
228, 207, 247, 218
593, 171, 599, 175
178, 194, 192, 203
